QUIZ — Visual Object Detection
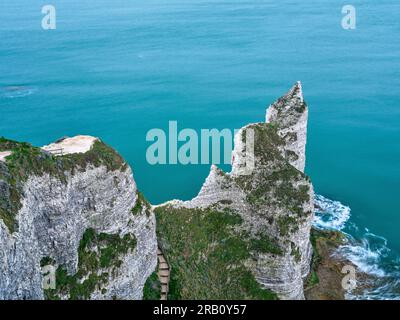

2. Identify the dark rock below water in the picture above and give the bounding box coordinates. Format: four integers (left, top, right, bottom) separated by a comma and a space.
304, 228, 374, 300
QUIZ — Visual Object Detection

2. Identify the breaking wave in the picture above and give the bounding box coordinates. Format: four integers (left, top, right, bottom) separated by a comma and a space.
314, 194, 351, 230
314, 194, 400, 300
338, 232, 388, 278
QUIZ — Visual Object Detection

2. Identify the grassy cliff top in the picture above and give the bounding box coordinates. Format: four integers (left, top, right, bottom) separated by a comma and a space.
155, 205, 279, 300
0, 137, 128, 233
153, 120, 313, 300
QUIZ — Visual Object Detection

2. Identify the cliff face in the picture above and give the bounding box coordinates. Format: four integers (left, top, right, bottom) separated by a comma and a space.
265, 81, 308, 172
156, 82, 314, 300
0, 138, 157, 300
0, 82, 315, 300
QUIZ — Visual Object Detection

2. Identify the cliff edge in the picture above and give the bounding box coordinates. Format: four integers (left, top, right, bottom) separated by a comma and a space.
0, 82, 326, 300
155, 82, 314, 300
0, 137, 157, 299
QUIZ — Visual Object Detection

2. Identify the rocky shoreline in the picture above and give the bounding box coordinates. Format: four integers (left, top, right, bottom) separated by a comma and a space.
304, 228, 376, 300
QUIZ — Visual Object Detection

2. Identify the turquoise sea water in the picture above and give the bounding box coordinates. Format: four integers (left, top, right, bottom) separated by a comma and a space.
1, 1, 399, 298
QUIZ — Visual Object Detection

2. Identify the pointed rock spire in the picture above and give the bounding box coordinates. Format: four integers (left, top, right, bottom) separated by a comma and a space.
266, 81, 308, 172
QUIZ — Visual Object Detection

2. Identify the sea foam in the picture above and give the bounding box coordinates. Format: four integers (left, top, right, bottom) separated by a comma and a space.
314, 194, 351, 231
314, 194, 400, 300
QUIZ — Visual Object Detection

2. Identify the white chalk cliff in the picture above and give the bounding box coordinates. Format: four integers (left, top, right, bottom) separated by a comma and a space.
0, 138, 157, 299
0, 82, 314, 300
156, 82, 314, 300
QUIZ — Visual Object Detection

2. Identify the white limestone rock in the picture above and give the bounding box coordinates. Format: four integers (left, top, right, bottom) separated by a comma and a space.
157, 82, 314, 300
0, 139, 157, 300
266, 81, 308, 173
0, 82, 314, 301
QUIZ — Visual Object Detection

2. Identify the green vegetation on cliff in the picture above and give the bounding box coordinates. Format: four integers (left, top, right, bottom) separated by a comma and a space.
0, 137, 127, 233
143, 266, 161, 300
249, 232, 283, 255
304, 228, 348, 300
236, 124, 310, 206
235, 124, 312, 238
155, 205, 278, 300
152, 121, 313, 300
131, 191, 151, 216
270, 84, 307, 119
43, 228, 136, 300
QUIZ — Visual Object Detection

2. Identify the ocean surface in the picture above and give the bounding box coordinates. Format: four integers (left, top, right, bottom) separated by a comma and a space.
1, 1, 399, 299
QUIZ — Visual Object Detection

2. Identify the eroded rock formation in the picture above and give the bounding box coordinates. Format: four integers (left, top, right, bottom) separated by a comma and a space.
155, 82, 314, 300
1, 82, 315, 300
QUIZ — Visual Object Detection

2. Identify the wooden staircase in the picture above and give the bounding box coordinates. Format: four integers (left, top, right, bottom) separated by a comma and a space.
157, 248, 170, 300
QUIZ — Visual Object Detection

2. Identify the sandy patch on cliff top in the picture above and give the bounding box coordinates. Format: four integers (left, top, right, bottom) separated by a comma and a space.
42, 135, 97, 155
0, 151, 12, 162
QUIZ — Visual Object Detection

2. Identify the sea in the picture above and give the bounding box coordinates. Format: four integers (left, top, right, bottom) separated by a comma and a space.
1, 0, 399, 299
